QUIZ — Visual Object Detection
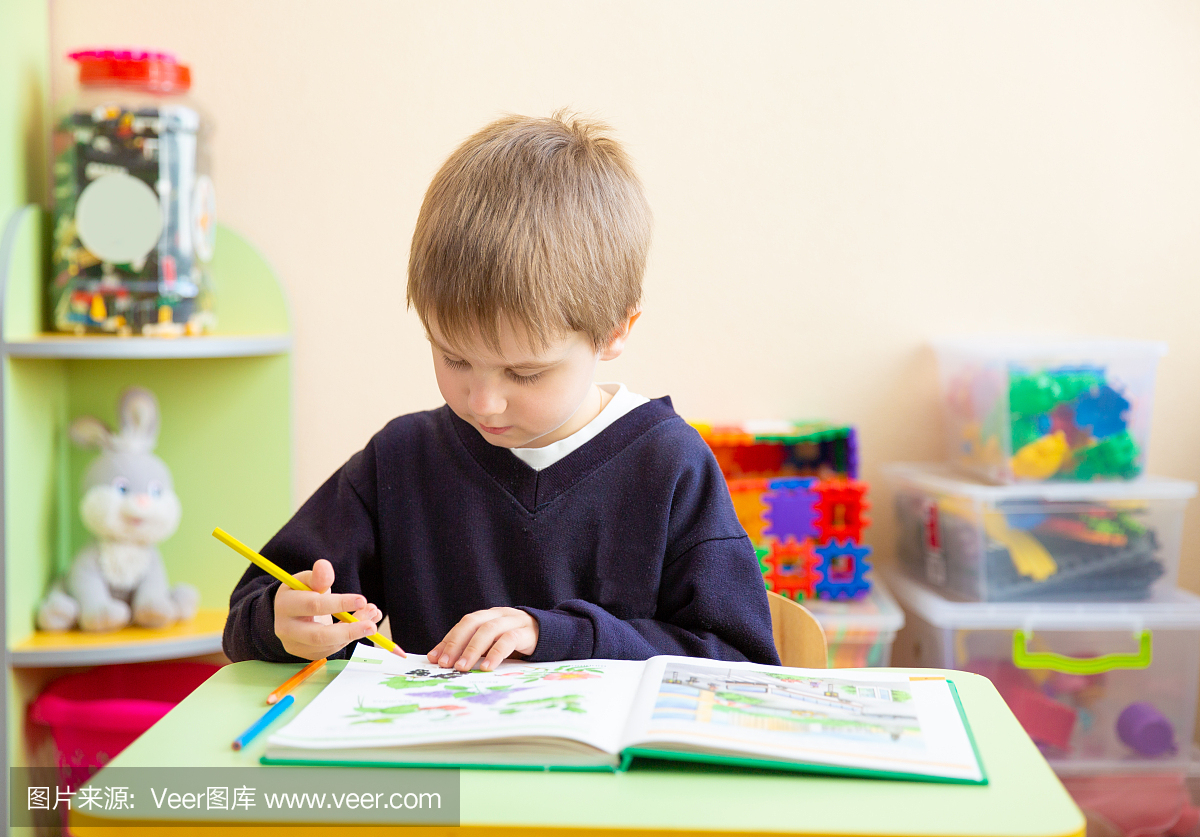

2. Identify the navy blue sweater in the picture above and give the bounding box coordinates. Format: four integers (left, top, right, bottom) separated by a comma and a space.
223, 397, 780, 666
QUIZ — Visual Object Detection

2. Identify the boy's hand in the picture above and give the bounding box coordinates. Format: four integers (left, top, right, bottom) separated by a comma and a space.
274, 559, 383, 661
430, 608, 539, 672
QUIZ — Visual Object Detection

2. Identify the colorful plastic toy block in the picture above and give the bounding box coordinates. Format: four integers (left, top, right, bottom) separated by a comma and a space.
763, 478, 820, 542
758, 539, 819, 601
693, 420, 872, 600
813, 540, 872, 599
814, 479, 869, 543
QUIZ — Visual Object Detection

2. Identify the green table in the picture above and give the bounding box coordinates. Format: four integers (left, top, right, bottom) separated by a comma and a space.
70, 661, 1084, 836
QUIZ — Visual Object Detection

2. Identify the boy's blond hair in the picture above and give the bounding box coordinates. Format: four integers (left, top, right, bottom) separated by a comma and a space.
407, 110, 652, 353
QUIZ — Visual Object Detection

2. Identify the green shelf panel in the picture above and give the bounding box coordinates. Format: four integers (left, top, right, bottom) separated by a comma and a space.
3, 353, 67, 647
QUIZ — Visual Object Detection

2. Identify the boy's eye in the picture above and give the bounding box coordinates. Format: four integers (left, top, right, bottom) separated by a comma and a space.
506, 370, 543, 385
442, 356, 470, 371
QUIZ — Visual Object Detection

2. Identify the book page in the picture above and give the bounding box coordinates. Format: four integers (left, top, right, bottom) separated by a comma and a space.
623, 657, 983, 782
267, 644, 646, 756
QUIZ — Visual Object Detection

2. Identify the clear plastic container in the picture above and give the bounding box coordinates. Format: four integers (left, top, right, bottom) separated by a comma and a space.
804, 577, 905, 667
933, 338, 1166, 483
885, 463, 1195, 602
50, 49, 216, 336
887, 570, 1200, 773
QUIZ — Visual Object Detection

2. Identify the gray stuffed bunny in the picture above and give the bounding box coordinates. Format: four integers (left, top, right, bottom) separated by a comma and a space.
36, 387, 200, 632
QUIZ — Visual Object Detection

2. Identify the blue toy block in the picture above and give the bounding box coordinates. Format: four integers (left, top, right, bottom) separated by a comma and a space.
763, 478, 819, 542
1073, 385, 1129, 440
814, 539, 872, 599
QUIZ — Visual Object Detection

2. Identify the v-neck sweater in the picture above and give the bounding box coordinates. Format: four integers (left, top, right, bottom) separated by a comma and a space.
223, 397, 780, 666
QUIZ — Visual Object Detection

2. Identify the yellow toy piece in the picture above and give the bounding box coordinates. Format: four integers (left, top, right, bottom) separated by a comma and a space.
983, 512, 1057, 581
936, 481, 1057, 582
89, 294, 106, 321
1010, 431, 1069, 480
938, 494, 981, 523
730, 487, 769, 543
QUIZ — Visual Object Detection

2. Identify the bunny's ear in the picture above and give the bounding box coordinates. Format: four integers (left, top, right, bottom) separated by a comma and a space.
117, 387, 161, 451
69, 416, 113, 450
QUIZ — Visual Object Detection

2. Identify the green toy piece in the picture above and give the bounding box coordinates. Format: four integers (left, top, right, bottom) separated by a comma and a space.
756, 545, 771, 577
1006, 366, 1119, 480
1008, 373, 1063, 419
1051, 369, 1105, 402
1115, 511, 1147, 536
1010, 415, 1044, 451
1084, 517, 1124, 538
1066, 431, 1140, 480
1009, 368, 1104, 420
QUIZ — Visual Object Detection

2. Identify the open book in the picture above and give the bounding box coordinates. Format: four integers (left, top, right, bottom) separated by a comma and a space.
262, 644, 986, 784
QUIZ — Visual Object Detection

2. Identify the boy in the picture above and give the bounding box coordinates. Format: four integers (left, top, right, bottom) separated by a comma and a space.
223, 111, 779, 670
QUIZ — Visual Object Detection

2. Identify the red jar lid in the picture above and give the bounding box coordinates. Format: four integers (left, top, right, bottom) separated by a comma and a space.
69, 48, 192, 93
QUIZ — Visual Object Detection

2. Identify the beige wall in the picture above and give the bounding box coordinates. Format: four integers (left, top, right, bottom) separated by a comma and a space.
50, 2, 1200, 591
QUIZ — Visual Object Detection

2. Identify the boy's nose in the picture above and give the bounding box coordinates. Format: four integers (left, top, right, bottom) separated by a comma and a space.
467, 385, 505, 420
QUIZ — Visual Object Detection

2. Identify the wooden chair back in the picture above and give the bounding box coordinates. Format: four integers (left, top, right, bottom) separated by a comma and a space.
766, 591, 828, 668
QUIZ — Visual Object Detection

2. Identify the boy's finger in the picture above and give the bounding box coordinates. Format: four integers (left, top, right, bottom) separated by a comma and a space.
310, 559, 335, 592
297, 614, 377, 649
434, 611, 498, 667
478, 630, 521, 672
279, 590, 368, 618
351, 605, 382, 626
456, 616, 521, 671
279, 628, 339, 661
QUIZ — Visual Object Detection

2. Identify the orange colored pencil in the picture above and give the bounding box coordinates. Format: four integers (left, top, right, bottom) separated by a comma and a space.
267, 658, 326, 705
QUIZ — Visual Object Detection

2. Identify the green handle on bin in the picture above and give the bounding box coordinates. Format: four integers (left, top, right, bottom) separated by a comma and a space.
1011, 629, 1152, 675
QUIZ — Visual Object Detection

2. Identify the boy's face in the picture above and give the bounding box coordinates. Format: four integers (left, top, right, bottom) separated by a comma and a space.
427, 316, 616, 449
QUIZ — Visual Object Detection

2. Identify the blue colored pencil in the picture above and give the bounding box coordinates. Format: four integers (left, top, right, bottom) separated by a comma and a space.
231, 694, 295, 750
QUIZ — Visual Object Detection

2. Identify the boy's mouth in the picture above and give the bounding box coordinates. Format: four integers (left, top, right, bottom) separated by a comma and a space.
479, 424, 512, 435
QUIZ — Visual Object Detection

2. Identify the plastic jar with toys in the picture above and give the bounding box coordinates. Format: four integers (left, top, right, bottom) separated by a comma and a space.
51, 49, 216, 337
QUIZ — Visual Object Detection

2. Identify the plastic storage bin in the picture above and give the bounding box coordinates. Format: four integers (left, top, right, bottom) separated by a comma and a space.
886, 462, 1195, 602
888, 570, 1200, 773
933, 338, 1166, 483
29, 661, 220, 785
804, 577, 905, 667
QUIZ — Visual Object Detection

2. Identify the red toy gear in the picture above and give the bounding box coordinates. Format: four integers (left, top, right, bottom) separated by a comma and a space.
759, 538, 819, 601
814, 479, 869, 544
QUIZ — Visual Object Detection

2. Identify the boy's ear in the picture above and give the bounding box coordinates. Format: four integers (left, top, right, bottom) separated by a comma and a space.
598, 310, 641, 361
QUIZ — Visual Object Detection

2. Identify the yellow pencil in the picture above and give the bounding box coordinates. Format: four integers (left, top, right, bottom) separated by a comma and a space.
212, 527, 405, 657
267, 658, 326, 705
